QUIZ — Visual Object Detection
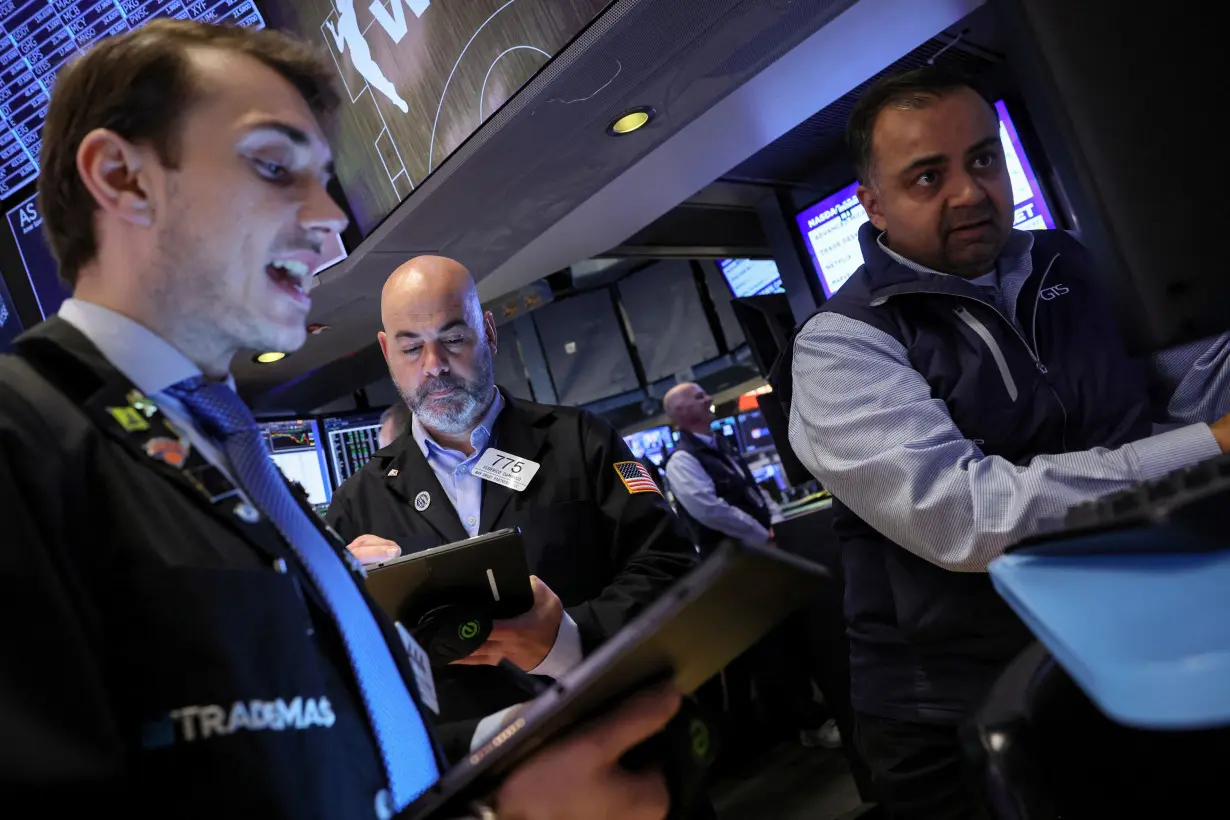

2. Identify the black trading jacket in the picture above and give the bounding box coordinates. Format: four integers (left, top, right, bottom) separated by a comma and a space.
327, 392, 699, 760
0, 318, 445, 818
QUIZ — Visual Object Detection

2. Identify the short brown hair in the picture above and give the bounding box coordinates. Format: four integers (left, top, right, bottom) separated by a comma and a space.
38, 19, 339, 287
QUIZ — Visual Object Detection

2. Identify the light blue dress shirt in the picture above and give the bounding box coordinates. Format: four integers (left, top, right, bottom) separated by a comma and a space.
410, 391, 505, 538
409, 391, 582, 684
789, 230, 1230, 573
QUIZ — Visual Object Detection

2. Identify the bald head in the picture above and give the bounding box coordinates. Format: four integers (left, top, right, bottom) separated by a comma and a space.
664, 382, 713, 434
378, 255, 497, 440
381, 255, 482, 333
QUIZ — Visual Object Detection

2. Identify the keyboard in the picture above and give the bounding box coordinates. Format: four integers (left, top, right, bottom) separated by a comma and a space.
1011, 452, 1230, 555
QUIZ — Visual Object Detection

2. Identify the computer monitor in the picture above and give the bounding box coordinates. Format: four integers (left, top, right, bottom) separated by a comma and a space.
623, 425, 675, 466
322, 410, 386, 489
717, 258, 785, 298
794, 99, 1057, 299
258, 418, 332, 512
710, 416, 743, 453
736, 409, 774, 455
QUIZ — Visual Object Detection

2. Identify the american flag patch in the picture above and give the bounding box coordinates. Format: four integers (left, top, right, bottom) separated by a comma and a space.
614, 461, 662, 496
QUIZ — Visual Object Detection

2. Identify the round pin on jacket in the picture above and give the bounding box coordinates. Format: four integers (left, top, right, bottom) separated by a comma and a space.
414, 491, 431, 512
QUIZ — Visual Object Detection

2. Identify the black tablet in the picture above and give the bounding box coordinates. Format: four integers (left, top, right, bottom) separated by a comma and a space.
403, 540, 831, 818
365, 528, 534, 623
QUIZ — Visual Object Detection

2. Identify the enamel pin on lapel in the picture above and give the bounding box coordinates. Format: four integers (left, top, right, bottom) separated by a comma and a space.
107, 405, 150, 432
144, 437, 189, 469
414, 491, 431, 512
234, 502, 261, 524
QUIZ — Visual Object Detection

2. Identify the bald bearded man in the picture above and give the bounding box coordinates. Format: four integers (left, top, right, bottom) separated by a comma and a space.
326, 256, 698, 760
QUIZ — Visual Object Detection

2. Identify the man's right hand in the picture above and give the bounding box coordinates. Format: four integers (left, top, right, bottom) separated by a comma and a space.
495, 683, 681, 820
346, 534, 401, 565
1212, 413, 1230, 452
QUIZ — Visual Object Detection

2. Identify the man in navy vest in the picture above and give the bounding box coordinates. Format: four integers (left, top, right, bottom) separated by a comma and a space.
663, 382, 846, 752
787, 67, 1230, 819
663, 382, 774, 554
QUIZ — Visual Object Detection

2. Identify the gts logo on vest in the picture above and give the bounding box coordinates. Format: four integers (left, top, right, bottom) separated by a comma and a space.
143, 696, 335, 748
1038, 284, 1070, 301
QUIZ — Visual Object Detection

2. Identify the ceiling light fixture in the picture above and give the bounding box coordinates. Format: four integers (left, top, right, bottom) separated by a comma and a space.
254, 351, 287, 364
607, 106, 656, 136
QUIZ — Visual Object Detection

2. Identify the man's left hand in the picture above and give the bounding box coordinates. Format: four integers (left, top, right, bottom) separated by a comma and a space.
452, 575, 564, 671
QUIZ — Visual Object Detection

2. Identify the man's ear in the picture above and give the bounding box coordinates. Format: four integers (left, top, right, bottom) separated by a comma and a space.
857, 183, 888, 232
76, 128, 157, 228
378, 330, 390, 362
483, 311, 498, 355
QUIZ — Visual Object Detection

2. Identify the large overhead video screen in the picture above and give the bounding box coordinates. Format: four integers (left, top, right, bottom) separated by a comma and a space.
0, 1, 266, 200
795, 99, 1057, 298
260, 0, 610, 235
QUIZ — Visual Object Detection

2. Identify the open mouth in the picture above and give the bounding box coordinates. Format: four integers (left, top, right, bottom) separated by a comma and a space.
266, 258, 313, 306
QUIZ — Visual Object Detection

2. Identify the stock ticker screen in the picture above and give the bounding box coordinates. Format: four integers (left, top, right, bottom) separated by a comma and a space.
0, 1, 267, 199
323, 411, 384, 489
259, 418, 332, 511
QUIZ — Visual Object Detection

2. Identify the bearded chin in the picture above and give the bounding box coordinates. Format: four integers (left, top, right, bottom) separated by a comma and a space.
403, 346, 496, 435
415, 395, 476, 434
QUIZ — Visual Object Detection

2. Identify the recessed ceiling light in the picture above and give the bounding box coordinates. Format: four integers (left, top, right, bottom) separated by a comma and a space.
607, 106, 656, 136
254, 351, 287, 364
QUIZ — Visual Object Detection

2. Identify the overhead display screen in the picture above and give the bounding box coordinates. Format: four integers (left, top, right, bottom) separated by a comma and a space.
736, 409, 773, 455
795, 99, 1057, 298
718, 258, 784, 298
0, 264, 22, 351
6, 188, 62, 316
0, 1, 266, 200
260, 0, 610, 235
623, 426, 674, 467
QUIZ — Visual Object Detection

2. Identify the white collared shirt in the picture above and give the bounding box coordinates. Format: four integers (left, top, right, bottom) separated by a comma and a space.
57, 299, 240, 481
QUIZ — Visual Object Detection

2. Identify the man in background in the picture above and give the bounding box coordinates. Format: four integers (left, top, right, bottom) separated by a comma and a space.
330, 256, 698, 760
663, 382, 774, 554
789, 66, 1230, 818
663, 381, 842, 755
378, 399, 411, 448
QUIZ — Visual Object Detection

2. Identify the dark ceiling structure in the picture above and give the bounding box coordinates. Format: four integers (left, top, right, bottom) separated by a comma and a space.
238, 0, 997, 416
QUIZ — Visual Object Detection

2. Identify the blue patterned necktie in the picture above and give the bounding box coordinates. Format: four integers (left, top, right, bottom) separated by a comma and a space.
165, 376, 437, 810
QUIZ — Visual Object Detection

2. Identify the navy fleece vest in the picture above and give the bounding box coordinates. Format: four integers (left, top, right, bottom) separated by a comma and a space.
816, 224, 1152, 724
668, 431, 771, 554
